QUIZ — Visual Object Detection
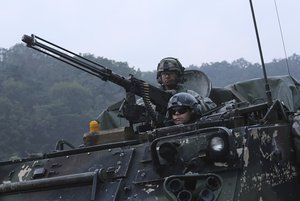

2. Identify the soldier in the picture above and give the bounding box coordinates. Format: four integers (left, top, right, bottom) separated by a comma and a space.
166, 92, 203, 125
156, 57, 216, 113
156, 57, 185, 91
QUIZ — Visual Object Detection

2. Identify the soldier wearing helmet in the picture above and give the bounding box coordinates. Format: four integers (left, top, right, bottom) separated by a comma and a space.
166, 92, 203, 125
157, 57, 185, 91
138, 57, 215, 125
157, 57, 216, 113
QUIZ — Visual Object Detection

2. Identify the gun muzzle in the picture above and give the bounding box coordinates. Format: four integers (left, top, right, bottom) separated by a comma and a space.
22, 34, 36, 47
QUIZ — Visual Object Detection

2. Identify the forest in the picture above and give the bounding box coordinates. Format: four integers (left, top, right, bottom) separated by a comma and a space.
0, 44, 300, 160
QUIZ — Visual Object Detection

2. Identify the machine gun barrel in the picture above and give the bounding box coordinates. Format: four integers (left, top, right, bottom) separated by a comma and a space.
22, 34, 172, 111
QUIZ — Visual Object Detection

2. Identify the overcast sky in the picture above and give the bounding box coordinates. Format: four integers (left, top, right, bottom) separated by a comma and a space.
1, 0, 299, 71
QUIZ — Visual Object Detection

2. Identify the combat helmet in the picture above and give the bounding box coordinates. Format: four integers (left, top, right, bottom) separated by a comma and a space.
167, 92, 202, 119
156, 57, 185, 84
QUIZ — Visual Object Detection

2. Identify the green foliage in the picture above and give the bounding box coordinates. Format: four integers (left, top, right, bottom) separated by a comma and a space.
0, 44, 299, 160
50, 82, 92, 113
0, 45, 136, 160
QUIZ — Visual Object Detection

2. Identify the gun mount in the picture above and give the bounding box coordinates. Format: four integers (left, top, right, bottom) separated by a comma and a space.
22, 34, 173, 126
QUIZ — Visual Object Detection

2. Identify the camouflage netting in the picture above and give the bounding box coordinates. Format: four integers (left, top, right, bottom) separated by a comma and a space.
97, 100, 128, 130
226, 75, 300, 112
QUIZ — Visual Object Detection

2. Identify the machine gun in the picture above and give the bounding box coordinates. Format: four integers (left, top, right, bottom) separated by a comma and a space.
22, 34, 172, 126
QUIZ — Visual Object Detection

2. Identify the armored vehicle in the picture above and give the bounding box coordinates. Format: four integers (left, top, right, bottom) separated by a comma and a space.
0, 33, 300, 201
1, 2, 300, 199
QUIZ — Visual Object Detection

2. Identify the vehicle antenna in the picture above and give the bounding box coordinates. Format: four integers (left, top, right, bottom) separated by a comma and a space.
273, 0, 291, 75
249, 0, 273, 107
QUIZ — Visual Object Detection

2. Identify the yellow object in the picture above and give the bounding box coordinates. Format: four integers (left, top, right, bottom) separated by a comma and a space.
89, 120, 100, 133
